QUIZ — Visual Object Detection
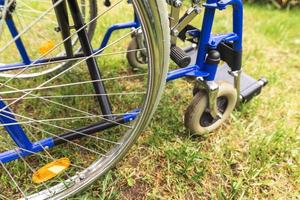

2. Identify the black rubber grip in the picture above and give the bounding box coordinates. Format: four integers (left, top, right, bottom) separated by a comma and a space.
170, 45, 191, 68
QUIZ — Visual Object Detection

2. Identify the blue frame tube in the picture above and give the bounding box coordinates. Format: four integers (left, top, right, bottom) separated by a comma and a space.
0, 100, 33, 150
166, 65, 209, 82
6, 15, 31, 65
99, 22, 139, 50
202, 62, 218, 81
195, 0, 218, 82
232, 0, 243, 51
195, 0, 216, 69
0, 138, 54, 163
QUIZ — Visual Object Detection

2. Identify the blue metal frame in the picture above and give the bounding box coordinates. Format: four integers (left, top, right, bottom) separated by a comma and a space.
6, 16, 31, 65
99, 17, 140, 50
0, 0, 243, 164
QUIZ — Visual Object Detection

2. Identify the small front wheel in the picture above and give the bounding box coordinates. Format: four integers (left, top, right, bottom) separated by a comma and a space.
126, 37, 148, 71
184, 81, 237, 135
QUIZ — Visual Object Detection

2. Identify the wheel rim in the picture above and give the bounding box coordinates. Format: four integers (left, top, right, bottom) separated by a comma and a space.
0, 0, 169, 199
199, 96, 229, 127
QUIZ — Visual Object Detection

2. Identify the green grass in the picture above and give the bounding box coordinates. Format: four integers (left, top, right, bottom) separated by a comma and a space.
76, 5, 300, 199
0, 2, 299, 199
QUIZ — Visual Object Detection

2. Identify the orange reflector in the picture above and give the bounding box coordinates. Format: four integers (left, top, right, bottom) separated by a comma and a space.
39, 40, 55, 55
32, 157, 70, 184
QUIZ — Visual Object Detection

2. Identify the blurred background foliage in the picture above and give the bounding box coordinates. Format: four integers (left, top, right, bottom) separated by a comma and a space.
245, 0, 300, 9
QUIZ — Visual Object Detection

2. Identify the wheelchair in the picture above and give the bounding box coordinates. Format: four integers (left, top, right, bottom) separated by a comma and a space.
0, 0, 266, 198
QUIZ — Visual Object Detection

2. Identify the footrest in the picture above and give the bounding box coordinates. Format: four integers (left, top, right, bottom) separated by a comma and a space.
215, 64, 267, 102
184, 46, 267, 102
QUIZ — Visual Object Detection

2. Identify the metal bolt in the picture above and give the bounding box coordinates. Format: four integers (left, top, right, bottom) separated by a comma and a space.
172, 29, 179, 36
174, 0, 182, 7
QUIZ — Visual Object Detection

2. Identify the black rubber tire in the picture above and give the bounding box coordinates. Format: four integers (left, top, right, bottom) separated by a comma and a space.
184, 81, 237, 135
84, 0, 98, 40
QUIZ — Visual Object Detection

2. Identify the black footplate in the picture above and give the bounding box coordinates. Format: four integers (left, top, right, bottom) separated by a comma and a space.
184, 46, 267, 102
215, 64, 267, 102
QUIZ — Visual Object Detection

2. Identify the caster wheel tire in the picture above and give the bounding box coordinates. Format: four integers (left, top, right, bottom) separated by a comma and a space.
184, 81, 237, 135
126, 38, 148, 71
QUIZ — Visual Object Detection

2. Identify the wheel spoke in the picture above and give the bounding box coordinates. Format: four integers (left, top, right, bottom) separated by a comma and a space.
0, 161, 26, 198
0, 48, 146, 75
0, 0, 66, 53
0, 73, 146, 95
1, 91, 146, 101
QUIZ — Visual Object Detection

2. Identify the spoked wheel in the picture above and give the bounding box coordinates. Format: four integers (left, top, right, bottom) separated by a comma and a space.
184, 82, 237, 135
0, 0, 97, 78
0, 0, 169, 199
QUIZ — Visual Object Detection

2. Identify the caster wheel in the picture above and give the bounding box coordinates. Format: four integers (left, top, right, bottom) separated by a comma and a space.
126, 38, 148, 71
192, 85, 200, 96
184, 81, 237, 135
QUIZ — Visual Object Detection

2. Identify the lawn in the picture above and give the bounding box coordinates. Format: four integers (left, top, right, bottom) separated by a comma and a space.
75, 4, 300, 200
0, 2, 299, 199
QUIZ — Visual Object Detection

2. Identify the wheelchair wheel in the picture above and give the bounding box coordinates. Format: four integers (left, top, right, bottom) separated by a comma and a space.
184, 82, 237, 135
0, 0, 97, 78
0, 0, 169, 199
126, 34, 148, 71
